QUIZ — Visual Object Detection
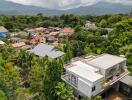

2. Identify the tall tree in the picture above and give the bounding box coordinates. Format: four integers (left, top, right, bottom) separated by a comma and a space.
54, 82, 75, 100
0, 66, 22, 100
43, 59, 64, 99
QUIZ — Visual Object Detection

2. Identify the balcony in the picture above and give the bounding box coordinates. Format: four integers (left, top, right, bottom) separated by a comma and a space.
61, 74, 78, 89
102, 69, 129, 89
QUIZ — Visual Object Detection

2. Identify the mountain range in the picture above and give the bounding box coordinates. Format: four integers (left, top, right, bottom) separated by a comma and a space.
0, 0, 131, 16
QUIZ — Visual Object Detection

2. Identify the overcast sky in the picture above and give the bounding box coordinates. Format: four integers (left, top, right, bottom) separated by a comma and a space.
6, 0, 132, 10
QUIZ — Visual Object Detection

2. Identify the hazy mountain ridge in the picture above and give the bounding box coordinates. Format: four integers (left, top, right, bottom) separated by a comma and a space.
0, 0, 131, 16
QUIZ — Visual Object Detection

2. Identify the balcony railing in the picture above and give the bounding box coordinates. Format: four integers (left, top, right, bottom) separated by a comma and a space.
61, 74, 78, 89
102, 69, 129, 89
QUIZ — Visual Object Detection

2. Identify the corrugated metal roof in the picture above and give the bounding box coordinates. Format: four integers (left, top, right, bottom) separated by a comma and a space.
30, 43, 64, 58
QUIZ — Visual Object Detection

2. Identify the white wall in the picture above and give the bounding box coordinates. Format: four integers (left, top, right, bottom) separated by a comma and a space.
77, 77, 104, 97
104, 60, 126, 79
91, 78, 104, 97
98, 60, 126, 80
78, 78, 92, 97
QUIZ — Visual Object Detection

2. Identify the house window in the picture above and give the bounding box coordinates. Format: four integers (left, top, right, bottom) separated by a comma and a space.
92, 86, 96, 92
71, 74, 78, 87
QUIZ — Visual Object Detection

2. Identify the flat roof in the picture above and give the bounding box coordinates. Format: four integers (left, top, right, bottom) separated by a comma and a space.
120, 74, 132, 85
67, 61, 103, 82
88, 54, 126, 69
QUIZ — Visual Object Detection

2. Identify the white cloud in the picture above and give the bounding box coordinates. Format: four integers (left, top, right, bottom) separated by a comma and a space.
105, 0, 132, 5
5, 0, 132, 10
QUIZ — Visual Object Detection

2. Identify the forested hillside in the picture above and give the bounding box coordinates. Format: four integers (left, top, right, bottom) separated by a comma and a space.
0, 14, 132, 100
0, 0, 131, 15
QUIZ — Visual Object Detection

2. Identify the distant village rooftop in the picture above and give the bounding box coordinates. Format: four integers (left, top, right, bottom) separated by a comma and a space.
0, 26, 8, 32
0, 40, 5, 45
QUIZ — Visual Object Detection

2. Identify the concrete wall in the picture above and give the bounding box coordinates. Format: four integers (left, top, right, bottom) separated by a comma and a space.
103, 60, 126, 79
91, 78, 104, 97
77, 77, 104, 98
78, 78, 92, 97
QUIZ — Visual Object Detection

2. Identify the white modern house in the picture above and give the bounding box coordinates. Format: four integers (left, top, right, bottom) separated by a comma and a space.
62, 54, 128, 98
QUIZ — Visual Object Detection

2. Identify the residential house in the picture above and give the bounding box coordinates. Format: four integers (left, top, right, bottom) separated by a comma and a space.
85, 21, 98, 30
35, 27, 47, 33
30, 35, 46, 45
25, 27, 47, 35
12, 42, 26, 48
10, 38, 29, 45
0, 40, 5, 45
49, 31, 60, 38
26, 28, 36, 35
10, 37, 21, 43
29, 43, 64, 59
0, 26, 8, 37
10, 31, 28, 37
59, 27, 74, 37
46, 36, 58, 43
62, 54, 128, 98
48, 27, 61, 31
45, 31, 59, 43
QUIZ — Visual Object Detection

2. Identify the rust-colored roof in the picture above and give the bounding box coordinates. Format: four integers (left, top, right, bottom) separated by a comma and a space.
30, 35, 45, 44
49, 31, 59, 36
35, 27, 47, 31
26, 27, 47, 33
27, 29, 35, 33
12, 42, 26, 48
60, 27, 74, 33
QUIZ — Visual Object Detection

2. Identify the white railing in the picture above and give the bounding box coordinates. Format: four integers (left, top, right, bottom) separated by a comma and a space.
61, 74, 78, 89
105, 69, 129, 86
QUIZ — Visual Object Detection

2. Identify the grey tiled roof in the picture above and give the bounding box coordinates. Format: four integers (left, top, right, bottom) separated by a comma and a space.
30, 43, 64, 58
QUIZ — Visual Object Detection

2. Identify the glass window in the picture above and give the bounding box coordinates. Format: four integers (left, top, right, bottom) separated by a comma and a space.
71, 74, 78, 87
92, 86, 96, 92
